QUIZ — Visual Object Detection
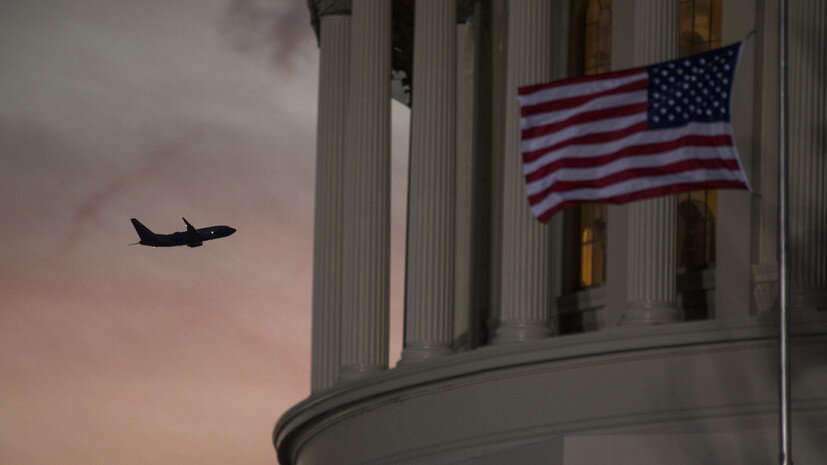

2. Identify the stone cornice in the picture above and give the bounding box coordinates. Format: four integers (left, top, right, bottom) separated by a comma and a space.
306, 1, 478, 105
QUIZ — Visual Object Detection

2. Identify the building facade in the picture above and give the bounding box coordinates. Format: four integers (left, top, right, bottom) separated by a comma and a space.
274, 0, 827, 463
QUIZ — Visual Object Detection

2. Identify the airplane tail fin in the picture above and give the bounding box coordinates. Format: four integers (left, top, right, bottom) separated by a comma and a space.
130, 218, 157, 243
182, 217, 197, 235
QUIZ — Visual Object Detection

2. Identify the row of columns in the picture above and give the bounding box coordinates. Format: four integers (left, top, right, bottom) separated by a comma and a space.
310, 0, 827, 392
496, 0, 685, 334
310, 0, 686, 391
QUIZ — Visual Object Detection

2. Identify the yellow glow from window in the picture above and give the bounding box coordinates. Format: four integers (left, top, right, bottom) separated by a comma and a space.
584, 0, 612, 75
576, 0, 611, 290
679, 0, 722, 56
581, 228, 594, 287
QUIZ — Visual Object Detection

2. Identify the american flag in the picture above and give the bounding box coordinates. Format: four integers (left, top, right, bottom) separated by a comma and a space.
518, 42, 751, 222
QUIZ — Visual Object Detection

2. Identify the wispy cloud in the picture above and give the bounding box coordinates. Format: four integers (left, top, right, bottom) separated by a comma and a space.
219, 0, 312, 72
52, 134, 202, 260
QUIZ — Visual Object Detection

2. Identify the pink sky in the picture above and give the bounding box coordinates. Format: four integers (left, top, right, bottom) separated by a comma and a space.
0, 1, 409, 463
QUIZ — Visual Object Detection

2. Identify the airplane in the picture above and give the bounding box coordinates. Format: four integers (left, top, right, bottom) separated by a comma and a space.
130, 217, 236, 248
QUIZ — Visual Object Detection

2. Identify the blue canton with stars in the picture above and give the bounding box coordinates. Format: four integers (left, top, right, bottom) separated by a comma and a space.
646, 42, 742, 129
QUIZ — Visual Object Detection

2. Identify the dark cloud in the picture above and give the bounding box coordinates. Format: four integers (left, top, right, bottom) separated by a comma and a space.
52, 134, 202, 260
219, 0, 312, 72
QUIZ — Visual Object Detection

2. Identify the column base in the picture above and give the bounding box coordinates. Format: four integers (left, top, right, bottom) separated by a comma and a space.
752, 263, 778, 314
337, 365, 384, 383
398, 343, 453, 364
790, 286, 827, 312
491, 321, 551, 344
621, 303, 681, 325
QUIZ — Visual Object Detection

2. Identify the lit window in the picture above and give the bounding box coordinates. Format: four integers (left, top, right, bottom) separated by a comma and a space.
576, 0, 611, 290
679, 0, 722, 56
579, 203, 607, 288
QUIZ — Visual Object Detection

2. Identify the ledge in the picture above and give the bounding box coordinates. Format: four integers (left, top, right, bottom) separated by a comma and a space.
274, 313, 827, 464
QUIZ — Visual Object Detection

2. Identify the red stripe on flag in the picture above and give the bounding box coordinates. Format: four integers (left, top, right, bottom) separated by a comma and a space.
524, 134, 735, 183
520, 79, 649, 117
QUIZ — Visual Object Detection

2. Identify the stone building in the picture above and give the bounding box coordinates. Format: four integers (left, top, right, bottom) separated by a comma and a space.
274, 1, 827, 463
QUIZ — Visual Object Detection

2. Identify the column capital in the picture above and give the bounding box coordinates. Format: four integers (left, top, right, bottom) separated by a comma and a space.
311, 0, 351, 18
309, 0, 352, 42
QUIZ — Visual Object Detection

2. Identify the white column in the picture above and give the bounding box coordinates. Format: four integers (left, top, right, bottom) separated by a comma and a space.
339, 0, 391, 380
310, 12, 350, 392
788, 0, 827, 312
401, 0, 456, 362
493, 0, 558, 343
622, 0, 681, 324
748, 0, 779, 315
453, 19, 476, 347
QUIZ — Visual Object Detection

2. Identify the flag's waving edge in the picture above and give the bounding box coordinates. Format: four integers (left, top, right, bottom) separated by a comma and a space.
518, 42, 751, 223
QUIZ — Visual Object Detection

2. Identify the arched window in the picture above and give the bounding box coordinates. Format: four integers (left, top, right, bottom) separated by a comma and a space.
677, 0, 722, 318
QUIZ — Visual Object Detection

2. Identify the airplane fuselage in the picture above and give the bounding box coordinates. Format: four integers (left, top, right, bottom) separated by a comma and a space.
142, 226, 236, 247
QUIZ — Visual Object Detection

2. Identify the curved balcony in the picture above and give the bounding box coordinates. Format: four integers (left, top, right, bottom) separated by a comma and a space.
275, 314, 827, 465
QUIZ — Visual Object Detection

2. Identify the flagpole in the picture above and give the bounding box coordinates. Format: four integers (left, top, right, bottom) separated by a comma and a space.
777, 0, 792, 464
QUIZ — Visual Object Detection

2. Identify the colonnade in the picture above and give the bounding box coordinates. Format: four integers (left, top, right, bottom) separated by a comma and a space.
309, 0, 827, 392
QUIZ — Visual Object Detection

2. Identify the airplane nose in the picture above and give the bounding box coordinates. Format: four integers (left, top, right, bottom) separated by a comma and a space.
229, 227, 237, 235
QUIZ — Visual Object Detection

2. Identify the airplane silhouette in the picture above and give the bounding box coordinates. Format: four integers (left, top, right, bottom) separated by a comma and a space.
130, 217, 236, 248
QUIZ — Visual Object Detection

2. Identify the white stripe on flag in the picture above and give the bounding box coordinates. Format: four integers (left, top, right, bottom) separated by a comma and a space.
517, 71, 648, 106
